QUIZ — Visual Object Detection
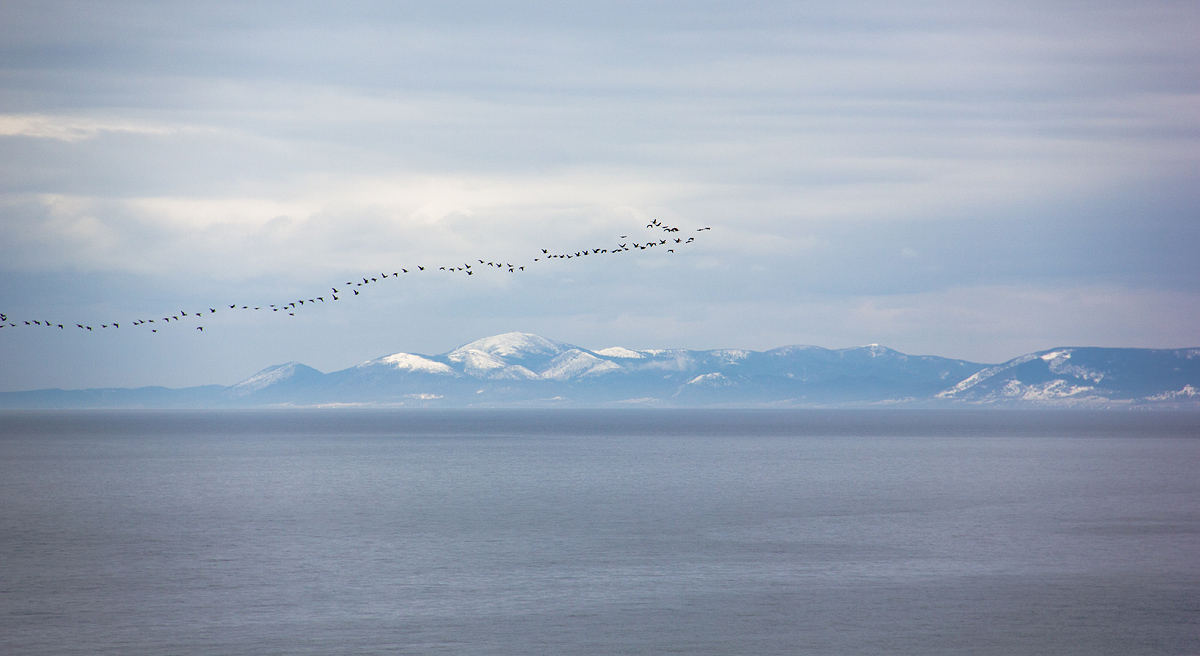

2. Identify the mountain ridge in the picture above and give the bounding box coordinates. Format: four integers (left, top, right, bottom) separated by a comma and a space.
3, 332, 1198, 409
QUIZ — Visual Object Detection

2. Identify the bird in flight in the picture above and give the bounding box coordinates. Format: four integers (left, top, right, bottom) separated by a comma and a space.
3, 221, 709, 335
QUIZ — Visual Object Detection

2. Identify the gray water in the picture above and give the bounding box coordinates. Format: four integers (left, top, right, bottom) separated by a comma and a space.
1, 410, 1197, 655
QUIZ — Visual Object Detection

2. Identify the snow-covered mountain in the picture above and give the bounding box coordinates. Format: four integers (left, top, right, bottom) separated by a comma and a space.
275, 332, 986, 406
3, 333, 1198, 408
936, 347, 1200, 407
229, 362, 324, 396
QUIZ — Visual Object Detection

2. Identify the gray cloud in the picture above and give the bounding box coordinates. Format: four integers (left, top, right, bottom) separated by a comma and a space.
1, 0, 1197, 389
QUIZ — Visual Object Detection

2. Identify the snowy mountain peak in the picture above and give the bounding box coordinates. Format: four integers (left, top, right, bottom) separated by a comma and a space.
594, 346, 645, 359
852, 344, 897, 358
372, 352, 457, 375
230, 362, 321, 395
449, 332, 572, 361
1040, 349, 1073, 361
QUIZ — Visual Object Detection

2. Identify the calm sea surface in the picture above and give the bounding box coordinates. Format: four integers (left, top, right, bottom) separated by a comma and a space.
1, 410, 1198, 655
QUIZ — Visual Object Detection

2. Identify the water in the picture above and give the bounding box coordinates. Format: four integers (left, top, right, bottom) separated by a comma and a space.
1, 410, 1198, 655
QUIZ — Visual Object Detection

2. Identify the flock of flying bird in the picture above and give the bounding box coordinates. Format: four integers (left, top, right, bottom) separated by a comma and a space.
0, 221, 709, 335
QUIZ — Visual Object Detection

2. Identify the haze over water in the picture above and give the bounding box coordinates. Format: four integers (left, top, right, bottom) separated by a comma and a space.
2, 410, 1198, 655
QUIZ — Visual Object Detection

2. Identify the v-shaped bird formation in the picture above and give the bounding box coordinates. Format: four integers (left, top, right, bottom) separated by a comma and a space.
0, 221, 709, 335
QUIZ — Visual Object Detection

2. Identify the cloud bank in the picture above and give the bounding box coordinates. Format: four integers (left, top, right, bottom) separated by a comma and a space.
1, 0, 1197, 390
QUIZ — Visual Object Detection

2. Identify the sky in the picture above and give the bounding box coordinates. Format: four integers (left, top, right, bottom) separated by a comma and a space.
1, 0, 1198, 391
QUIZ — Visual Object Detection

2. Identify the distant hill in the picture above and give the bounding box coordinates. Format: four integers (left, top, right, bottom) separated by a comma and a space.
3, 333, 1198, 409
935, 347, 1200, 406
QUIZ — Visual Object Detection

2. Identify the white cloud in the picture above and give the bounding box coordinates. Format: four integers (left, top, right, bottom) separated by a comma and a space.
0, 114, 196, 142
0, 169, 704, 279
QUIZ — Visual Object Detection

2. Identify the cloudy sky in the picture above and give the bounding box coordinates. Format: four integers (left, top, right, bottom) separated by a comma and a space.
1, 0, 1197, 391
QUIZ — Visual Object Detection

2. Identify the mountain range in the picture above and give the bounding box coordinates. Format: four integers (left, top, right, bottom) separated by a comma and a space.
3, 332, 1198, 409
